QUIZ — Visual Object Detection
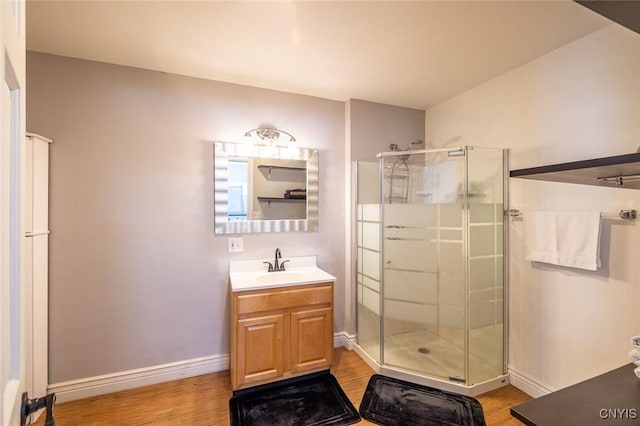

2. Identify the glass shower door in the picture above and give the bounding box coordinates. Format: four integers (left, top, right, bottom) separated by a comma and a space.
356, 156, 382, 364
466, 147, 506, 385
381, 150, 467, 382
357, 146, 506, 386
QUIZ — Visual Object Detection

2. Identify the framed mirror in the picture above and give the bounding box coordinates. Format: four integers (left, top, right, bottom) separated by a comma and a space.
214, 141, 318, 234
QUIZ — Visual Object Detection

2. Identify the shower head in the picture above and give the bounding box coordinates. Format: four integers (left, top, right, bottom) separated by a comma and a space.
407, 139, 424, 149
389, 140, 425, 154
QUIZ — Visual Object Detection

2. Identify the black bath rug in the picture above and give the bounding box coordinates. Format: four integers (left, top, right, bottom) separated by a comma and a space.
229, 371, 361, 426
359, 374, 486, 426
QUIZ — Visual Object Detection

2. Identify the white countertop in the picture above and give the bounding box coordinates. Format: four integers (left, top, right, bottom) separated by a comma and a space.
229, 255, 336, 292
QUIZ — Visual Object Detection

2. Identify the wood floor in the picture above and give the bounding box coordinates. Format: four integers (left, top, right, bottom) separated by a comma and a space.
34, 348, 531, 425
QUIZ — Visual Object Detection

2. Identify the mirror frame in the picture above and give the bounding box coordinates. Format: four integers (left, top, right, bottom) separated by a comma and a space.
214, 141, 319, 234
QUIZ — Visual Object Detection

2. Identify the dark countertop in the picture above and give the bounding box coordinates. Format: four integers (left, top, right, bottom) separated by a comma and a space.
511, 364, 640, 425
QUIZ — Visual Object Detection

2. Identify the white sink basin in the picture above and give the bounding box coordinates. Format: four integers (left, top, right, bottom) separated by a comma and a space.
229, 256, 336, 291
256, 272, 306, 284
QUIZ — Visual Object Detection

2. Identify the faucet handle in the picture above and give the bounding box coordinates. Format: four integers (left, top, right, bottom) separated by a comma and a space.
279, 260, 290, 271
262, 261, 274, 272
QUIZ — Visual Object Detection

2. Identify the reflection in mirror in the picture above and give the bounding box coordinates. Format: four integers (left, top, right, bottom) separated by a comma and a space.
214, 142, 318, 234
228, 158, 249, 220
253, 159, 307, 220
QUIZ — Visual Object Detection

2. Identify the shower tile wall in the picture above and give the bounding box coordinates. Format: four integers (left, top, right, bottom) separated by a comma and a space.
437, 202, 465, 348
357, 202, 440, 342
357, 203, 381, 352
384, 204, 438, 332
358, 200, 469, 343
468, 204, 504, 322
468, 201, 504, 383
467, 147, 505, 384
358, 203, 380, 310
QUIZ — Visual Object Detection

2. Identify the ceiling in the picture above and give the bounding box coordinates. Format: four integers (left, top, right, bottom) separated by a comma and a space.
26, 1, 611, 111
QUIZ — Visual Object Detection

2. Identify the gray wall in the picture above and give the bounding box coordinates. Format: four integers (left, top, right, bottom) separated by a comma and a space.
348, 99, 425, 161
26, 52, 346, 383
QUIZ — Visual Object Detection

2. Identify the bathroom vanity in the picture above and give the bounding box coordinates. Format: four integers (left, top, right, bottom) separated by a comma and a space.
229, 256, 336, 390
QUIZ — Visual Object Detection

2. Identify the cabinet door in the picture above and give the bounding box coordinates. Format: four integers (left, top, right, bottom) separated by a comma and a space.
236, 314, 284, 387
290, 307, 333, 373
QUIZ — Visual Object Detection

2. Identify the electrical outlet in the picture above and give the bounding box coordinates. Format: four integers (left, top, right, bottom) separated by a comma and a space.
228, 237, 244, 253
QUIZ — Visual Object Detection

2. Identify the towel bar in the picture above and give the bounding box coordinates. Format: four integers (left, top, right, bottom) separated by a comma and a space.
506, 209, 637, 220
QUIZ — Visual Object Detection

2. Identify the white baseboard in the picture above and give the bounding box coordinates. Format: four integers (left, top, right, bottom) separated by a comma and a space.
334, 331, 357, 349
508, 366, 555, 398
49, 331, 357, 403
48, 354, 230, 403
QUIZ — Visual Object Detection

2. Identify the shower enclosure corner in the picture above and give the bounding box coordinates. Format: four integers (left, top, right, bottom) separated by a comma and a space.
355, 145, 507, 392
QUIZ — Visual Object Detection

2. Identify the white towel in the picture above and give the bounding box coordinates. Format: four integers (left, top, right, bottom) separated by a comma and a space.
630, 348, 640, 363
632, 335, 640, 347
523, 211, 601, 271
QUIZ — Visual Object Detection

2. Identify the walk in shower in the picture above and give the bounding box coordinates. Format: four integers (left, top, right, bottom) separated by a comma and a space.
355, 145, 508, 395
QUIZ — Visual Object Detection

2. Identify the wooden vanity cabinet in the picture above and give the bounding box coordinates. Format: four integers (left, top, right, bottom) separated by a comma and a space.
230, 282, 334, 390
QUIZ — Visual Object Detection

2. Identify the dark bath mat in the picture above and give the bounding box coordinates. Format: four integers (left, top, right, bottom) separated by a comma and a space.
229, 371, 361, 426
359, 374, 486, 426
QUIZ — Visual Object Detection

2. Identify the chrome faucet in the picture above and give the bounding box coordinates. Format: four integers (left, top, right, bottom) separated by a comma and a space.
263, 248, 289, 272
274, 248, 282, 270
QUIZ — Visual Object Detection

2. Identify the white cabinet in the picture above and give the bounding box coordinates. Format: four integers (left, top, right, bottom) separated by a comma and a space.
24, 132, 52, 412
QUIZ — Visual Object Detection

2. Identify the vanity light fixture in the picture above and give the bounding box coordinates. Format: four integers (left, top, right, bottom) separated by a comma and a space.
244, 127, 296, 148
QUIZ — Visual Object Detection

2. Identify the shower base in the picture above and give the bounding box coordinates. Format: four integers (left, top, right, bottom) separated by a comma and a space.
355, 327, 509, 397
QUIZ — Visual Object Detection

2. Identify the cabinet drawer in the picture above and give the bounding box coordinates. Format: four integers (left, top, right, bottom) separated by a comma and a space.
236, 284, 332, 315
